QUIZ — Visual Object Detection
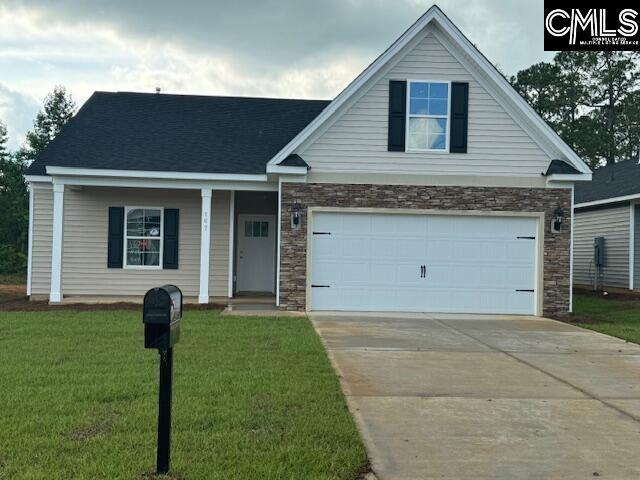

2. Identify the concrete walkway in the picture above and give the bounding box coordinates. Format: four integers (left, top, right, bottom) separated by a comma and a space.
310, 313, 640, 480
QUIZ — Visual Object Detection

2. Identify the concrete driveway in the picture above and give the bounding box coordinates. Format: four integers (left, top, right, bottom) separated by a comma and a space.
310, 313, 640, 480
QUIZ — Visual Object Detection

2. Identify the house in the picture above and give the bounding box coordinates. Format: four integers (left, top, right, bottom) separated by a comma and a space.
573, 159, 640, 291
25, 6, 592, 316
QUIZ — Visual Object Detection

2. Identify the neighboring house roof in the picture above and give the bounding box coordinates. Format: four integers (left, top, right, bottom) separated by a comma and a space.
267, 5, 591, 177
575, 159, 640, 205
26, 92, 329, 176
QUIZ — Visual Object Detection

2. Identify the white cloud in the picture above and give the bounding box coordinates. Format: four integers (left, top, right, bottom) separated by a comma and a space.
0, 82, 40, 150
0, 0, 554, 149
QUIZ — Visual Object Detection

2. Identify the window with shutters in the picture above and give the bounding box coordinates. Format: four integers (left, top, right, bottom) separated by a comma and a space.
124, 206, 163, 268
406, 81, 450, 152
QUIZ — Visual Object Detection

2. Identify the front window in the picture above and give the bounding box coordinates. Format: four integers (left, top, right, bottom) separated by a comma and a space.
125, 207, 162, 268
407, 81, 449, 151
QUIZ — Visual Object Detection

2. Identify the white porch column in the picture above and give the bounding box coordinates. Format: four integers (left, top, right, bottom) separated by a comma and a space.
26, 184, 34, 297
199, 188, 212, 303
49, 183, 64, 303
228, 191, 235, 298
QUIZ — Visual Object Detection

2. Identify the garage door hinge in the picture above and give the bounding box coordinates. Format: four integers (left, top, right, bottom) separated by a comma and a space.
515, 289, 534, 292
312, 232, 332, 235
311, 285, 331, 288
517, 236, 536, 240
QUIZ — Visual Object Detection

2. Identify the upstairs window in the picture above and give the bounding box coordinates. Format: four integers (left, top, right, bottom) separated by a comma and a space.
406, 81, 449, 151
125, 207, 163, 268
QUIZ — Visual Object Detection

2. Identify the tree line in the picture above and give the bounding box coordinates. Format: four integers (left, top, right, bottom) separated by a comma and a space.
510, 51, 640, 168
0, 87, 75, 274
0, 51, 639, 274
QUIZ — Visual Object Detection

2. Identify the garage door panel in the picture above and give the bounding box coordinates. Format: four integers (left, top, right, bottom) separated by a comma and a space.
310, 212, 538, 315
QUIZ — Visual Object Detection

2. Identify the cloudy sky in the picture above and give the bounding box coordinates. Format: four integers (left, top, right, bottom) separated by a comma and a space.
0, 0, 551, 150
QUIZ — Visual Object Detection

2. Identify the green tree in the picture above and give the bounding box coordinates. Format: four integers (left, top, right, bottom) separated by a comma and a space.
0, 120, 28, 272
0, 86, 76, 274
583, 51, 640, 165
511, 51, 640, 169
0, 121, 9, 162
16, 85, 76, 164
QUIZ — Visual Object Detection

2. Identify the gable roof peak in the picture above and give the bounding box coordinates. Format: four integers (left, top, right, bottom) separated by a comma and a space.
268, 5, 591, 177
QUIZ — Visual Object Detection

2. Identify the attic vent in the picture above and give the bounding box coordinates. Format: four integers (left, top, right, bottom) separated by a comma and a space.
155, 87, 161, 94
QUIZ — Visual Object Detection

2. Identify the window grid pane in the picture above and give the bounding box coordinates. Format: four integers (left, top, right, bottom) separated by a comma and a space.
125, 208, 162, 267
408, 81, 448, 150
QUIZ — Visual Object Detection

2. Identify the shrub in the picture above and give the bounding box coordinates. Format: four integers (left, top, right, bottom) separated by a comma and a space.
0, 244, 27, 274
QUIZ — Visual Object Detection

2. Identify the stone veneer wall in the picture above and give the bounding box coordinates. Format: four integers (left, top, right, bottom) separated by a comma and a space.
279, 183, 572, 317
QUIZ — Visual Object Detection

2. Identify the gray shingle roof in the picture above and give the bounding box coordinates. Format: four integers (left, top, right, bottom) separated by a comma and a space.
575, 159, 640, 204
26, 91, 330, 176
279, 154, 309, 168
544, 159, 581, 176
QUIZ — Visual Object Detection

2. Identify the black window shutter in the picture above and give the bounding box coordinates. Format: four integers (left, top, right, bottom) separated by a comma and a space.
450, 82, 469, 153
163, 209, 179, 269
107, 207, 124, 268
388, 80, 407, 151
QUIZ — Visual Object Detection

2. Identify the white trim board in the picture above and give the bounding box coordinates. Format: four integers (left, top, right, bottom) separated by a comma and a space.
575, 193, 640, 209
49, 175, 278, 192
267, 5, 591, 176
46, 166, 269, 182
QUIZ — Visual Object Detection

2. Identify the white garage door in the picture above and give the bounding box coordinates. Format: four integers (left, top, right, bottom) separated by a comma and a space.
310, 211, 538, 315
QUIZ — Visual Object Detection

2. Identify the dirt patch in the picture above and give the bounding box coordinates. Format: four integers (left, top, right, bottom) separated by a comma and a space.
0, 297, 225, 312
69, 410, 121, 442
0, 284, 26, 304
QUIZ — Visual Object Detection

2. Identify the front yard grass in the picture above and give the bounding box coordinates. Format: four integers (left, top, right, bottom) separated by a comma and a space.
571, 292, 640, 344
0, 310, 367, 479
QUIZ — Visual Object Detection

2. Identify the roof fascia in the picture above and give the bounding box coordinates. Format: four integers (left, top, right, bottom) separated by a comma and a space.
266, 164, 308, 175
546, 173, 592, 183
575, 193, 640, 209
51, 175, 278, 191
25, 175, 52, 183
46, 166, 268, 182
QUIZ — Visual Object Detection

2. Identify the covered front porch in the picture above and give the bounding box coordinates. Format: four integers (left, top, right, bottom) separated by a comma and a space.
28, 172, 284, 307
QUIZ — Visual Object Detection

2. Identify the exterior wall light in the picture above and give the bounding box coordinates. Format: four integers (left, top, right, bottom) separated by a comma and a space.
290, 200, 303, 230
551, 207, 565, 233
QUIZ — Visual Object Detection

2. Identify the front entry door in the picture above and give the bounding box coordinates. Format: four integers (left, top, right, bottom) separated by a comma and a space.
236, 215, 276, 293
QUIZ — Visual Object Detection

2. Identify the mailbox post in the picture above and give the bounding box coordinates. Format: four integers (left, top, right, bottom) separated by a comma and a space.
143, 285, 183, 475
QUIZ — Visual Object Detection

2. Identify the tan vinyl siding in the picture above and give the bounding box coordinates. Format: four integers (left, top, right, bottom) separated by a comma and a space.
210, 190, 230, 296
299, 27, 552, 177
31, 185, 53, 295
574, 206, 630, 289
54, 187, 229, 298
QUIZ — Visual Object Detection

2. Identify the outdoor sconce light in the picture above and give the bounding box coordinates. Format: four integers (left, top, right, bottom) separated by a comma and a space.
290, 200, 303, 230
551, 207, 565, 233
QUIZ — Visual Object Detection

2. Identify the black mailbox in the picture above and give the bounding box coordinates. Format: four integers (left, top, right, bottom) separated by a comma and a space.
143, 285, 182, 349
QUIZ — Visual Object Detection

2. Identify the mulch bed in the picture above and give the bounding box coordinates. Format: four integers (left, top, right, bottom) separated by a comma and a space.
573, 286, 640, 302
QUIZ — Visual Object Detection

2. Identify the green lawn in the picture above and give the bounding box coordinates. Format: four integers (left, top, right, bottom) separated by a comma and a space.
571, 293, 640, 344
0, 310, 367, 480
